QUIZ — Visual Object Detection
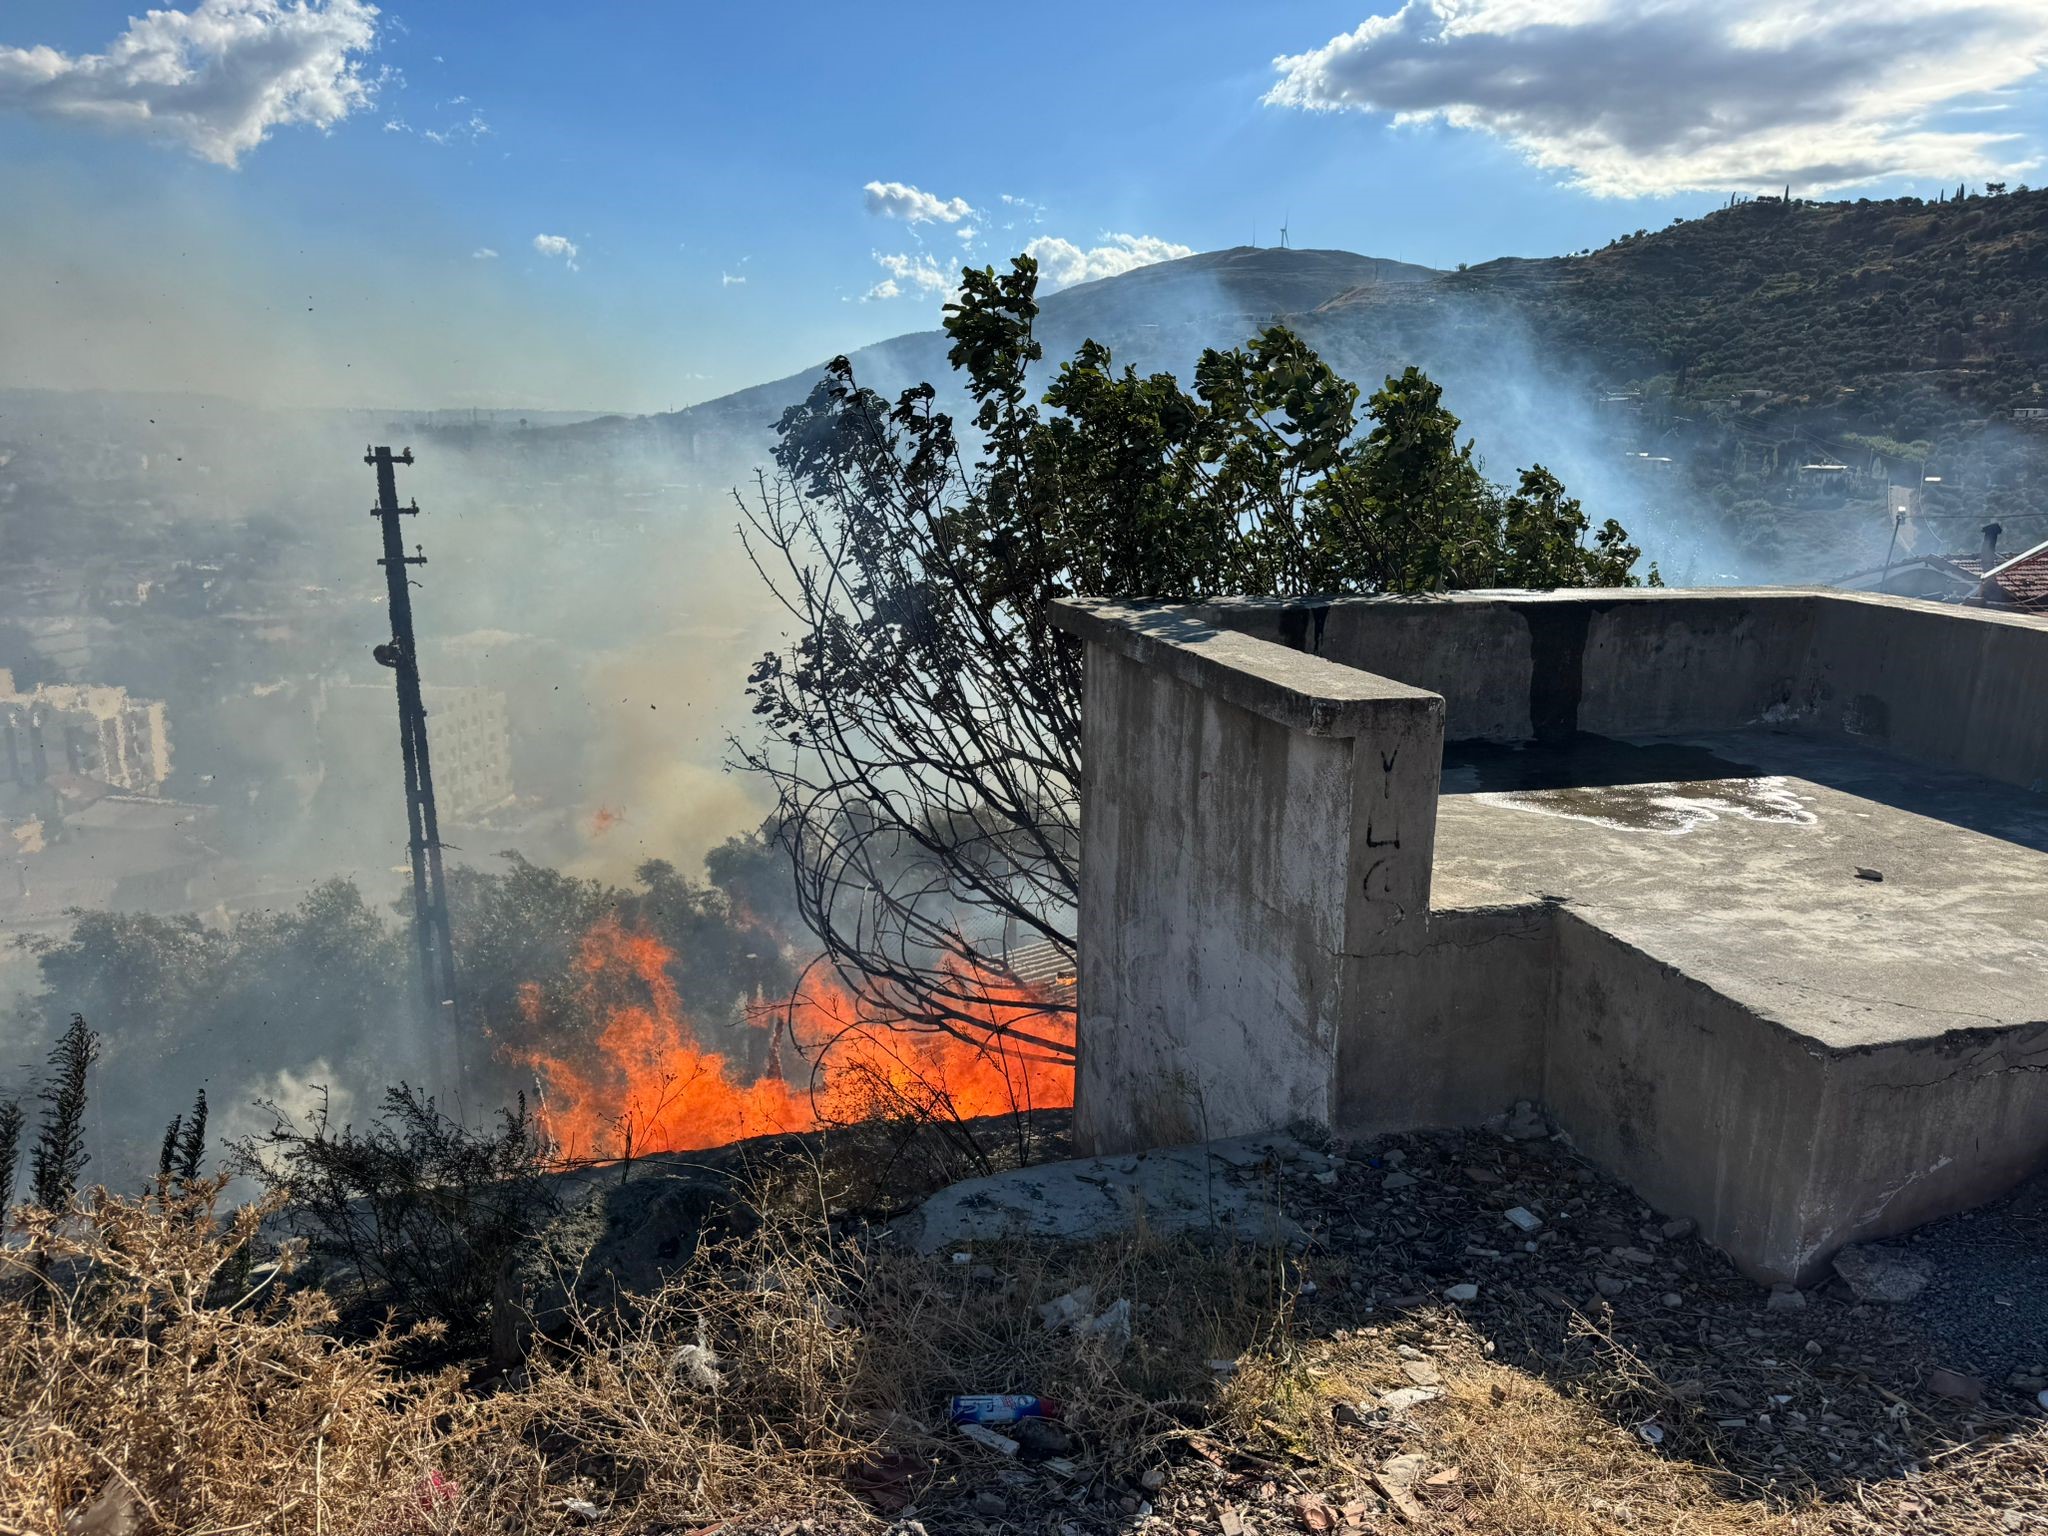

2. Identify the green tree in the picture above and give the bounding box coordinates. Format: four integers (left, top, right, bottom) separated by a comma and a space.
741, 255, 1652, 1057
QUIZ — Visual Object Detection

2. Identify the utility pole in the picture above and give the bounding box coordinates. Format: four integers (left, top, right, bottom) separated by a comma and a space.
364, 446, 462, 1081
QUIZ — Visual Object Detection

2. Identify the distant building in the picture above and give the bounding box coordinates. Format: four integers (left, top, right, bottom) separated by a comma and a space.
2011, 407, 2048, 423
1834, 523, 2048, 614
0, 672, 173, 794
318, 682, 513, 820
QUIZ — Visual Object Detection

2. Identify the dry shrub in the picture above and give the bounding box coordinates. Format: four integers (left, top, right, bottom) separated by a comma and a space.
0, 1183, 465, 1536
479, 1171, 1302, 1528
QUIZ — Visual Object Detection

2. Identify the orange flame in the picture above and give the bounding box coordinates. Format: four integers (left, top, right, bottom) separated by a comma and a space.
587, 805, 625, 837
513, 916, 1073, 1161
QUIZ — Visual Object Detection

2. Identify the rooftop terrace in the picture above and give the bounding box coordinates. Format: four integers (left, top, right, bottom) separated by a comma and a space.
1053, 589, 2048, 1284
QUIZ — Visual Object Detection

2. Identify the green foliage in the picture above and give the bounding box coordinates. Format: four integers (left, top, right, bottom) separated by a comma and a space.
741, 255, 1648, 1049
30, 1015, 99, 1212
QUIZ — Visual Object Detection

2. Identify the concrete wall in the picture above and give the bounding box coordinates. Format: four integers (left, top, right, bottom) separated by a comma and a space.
1807, 596, 2048, 790
1063, 602, 1443, 1153
1336, 903, 1554, 1132
1196, 590, 2048, 789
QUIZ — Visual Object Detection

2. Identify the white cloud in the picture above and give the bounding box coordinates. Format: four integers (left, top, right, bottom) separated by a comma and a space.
1266, 0, 2048, 197
721, 271, 747, 286
472, 246, 497, 260
532, 233, 579, 270
0, 0, 380, 168
422, 108, 487, 146
1023, 233, 1195, 290
864, 249, 952, 301
863, 178, 974, 223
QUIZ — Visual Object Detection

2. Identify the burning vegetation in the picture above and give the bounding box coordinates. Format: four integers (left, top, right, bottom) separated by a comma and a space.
513, 914, 1073, 1163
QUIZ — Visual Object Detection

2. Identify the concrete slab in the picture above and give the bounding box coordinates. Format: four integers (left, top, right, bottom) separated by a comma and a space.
1433, 731, 2048, 1048
894, 1132, 1321, 1253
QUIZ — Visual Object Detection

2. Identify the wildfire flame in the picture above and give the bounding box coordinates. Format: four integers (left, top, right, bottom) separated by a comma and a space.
514, 917, 1073, 1161
587, 805, 625, 837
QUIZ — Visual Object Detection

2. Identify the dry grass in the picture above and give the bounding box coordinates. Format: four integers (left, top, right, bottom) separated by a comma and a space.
0, 1182, 462, 1536
2, 1171, 2042, 1535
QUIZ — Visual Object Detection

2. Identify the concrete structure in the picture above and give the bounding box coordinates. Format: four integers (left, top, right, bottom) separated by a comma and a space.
1052, 589, 2048, 1285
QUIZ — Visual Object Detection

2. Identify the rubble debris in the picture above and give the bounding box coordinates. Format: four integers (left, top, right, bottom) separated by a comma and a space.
1443, 1282, 1479, 1302
1766, 1285, 1808, 1311
1503, 1205, 1542, 1232
1379, 1386, 1443, 1411
1399, 1358, 1442, 1387
1924, 1368, 1986, 1404
1834, 1242, 1935, 1303
1036, 1286, 1096, 1329
1501, 1100, 1549, 1141
957, 1423, 1021, 1456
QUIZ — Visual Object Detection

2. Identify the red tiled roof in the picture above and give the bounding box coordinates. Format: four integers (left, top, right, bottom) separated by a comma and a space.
1975, 538, 2048, 613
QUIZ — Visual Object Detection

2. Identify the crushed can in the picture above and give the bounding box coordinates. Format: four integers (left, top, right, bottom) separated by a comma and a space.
948, 1393, 1062, 1425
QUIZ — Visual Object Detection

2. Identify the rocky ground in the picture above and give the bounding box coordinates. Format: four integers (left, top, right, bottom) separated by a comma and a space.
841, 1109, 2048, 1536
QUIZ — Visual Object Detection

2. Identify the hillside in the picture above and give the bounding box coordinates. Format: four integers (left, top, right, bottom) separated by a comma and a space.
547, 191, 2048, 583
1307, 189, 2048, 574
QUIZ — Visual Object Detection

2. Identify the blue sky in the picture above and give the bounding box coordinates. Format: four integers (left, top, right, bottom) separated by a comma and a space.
1, 1, 2044, 411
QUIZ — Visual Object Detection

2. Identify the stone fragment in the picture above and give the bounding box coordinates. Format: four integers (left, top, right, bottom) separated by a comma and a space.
1382, 1148, 1407, 1168
1766, 1285, 1807, 1311
958, 1423, 1020, 1456
1660, 1216, 1697, 1241
1925, 1368, 1985, 1404
1384, 1171, 1417, 1191
1504, 1206, 1542, 1232
1443, 1282, 1479, 1302
972, 1490, 1008, 1517
1379, 1453, 1429, 1487
1379, 1386, 1443, 1411
1595, 1273, 1627, 1297
1613, 1246, 1656, 1266
1400, 1358, 1442, 1387
1832, 1243, 1934, 1304
1502, 1100, 1549, 1140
